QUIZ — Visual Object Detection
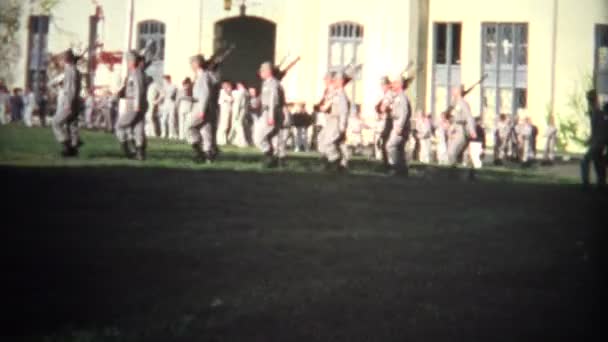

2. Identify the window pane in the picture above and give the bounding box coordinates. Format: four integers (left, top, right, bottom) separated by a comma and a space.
499, 88, 513, 114
330, 42, 341, 67
330, 25, 335, 37
434, 86, 448, 113
599, 26, 608, 71
160, 38, 165, 60
355, 25, 361, 38
499, 24, 514, 66
451, 23, 461, 65
343, 43, 354, 65
161, 24, 165, 34
436, 23, 447, 64
483, 24, 497, 66
482, 88, 497, 117
515, 88, 527, 109
516, 24, 528, 66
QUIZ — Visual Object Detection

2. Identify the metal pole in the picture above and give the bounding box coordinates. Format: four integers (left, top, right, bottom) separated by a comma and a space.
121, 0, 134, 80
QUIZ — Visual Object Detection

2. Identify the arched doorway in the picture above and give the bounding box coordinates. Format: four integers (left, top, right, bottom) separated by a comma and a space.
214, 16, 276, 88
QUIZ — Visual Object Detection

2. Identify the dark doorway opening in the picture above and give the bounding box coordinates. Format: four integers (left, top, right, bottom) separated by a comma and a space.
214, 16, 276, 88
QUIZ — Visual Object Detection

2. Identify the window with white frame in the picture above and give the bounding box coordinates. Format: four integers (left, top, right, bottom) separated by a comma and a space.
481, 23, 528, 117
328, 22, 364, 103
137, 20, 166, 81
595, 24, 608, 107
431, 22, 462, 115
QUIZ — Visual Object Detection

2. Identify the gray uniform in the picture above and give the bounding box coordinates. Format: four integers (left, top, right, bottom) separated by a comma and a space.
52, 63, 81, 146
320, 88, 350, 165
188, 69, 217, 153
386, 90, 411, 171
116, 65, 147, 148
447, 98, 475, 165
543, 124, 558, 161
374, 91, 394, 163
254, 77, 284, 156
581, 105, 608, 187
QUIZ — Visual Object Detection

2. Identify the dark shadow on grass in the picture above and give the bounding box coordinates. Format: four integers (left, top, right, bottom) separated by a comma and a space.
2, 165, 607, 341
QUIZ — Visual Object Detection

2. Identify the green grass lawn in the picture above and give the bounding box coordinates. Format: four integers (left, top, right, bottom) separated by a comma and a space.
1, 124, 606, 341
0, 124, 583, 184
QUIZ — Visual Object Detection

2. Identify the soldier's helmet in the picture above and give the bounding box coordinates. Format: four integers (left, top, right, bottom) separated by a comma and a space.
334, 70, 352, 84
324, 71, 335, 80
260, 61, 274, 72
190, 54, 205, 68
63, 49, 77, 63
126, 50, 140, 63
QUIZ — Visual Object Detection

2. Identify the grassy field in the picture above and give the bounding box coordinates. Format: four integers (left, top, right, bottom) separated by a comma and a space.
1, 124, 606, 341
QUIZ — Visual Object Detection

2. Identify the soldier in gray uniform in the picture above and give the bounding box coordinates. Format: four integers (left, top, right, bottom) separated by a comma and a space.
319, 71, 350, 172
115, 51, 148, 160
385, 74, 412, 176
447, 85, 477, 165
581, 90, 608, 190
374, 76, 393, 168
51, 49, 82, 157
255, 61, 285, 168
188, 54, 218, 163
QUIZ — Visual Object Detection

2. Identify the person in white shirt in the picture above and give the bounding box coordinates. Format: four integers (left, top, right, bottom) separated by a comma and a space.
230, 81, 248, 147
160, 75, 178, 139
23, 87, 37, 127
217, 81, 233, 145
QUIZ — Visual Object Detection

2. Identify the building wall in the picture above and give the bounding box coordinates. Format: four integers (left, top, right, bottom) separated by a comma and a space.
133, 0, 415, 120
427, 0, 608, 150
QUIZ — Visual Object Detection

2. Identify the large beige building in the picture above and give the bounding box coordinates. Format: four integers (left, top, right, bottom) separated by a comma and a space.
10, 0, 608, 150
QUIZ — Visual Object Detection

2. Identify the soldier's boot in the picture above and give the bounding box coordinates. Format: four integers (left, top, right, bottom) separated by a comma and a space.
207, 148, 218, 163
320, 157, 331, 172
121, 142, 135, 159
263, 153, 277, 168
191, 144, 206, 164
60, 141, 77, 158
135, 147, 146, 161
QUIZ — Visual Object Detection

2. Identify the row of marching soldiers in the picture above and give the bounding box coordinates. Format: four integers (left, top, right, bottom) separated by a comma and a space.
48, 47, 559, 174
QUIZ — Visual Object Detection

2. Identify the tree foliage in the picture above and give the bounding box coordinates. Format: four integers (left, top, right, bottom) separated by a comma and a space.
0, 0, 23, 85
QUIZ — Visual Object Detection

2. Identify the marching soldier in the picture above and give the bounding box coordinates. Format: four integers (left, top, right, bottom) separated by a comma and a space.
115, 51, 148, 160
581, 90, 608, 190
145, 80, 161, 137
188, 54, 218, 163
313, 72, 335, 154
374, 76, 393, 167
447, 85, 476, 165
319, 71, 351, 172
385, 73, 412, 176
254, 61, 285, 167
51, 49, 82, 157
